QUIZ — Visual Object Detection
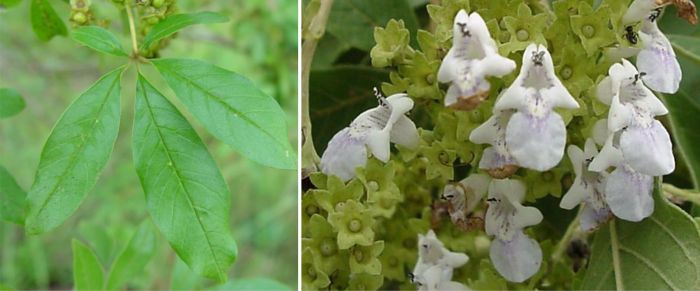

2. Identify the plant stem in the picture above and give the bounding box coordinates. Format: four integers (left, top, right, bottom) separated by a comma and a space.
610, 219, 625, 291
663, 183, 700, 205
301, 0, 333, 178
125, 2, 139, 56
551, 206, 582, 262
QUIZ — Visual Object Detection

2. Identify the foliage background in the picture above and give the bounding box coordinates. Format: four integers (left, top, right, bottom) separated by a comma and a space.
0, 0, 298, 289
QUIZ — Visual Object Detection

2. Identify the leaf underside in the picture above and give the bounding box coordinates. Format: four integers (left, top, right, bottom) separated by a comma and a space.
152, 58, 296, 169
132, 74, 236, 282
580, 180, 700, 290
24, 67, 123, 235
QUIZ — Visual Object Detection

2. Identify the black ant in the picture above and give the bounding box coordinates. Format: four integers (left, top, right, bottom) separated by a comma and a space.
486, 197, 501, 203
633, 72, 646, 85
457, 22, 471, 37
624, 26, 638, 45
649, 7, 662, 22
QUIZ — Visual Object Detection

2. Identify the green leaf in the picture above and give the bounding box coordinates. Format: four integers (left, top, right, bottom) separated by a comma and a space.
71, 26, 128, 57
72, 239, 105, 291
0, 88, 25, 118
132, 74, 237, 282
0, 0, 23, 9
208, 278, 292, 291
309, 65, 388, 152
105, 221, 157, 290
141, 12, 228, 50
30, 0, 67, 41
0, 165, 26, 225
580, 179, 700, 290
326, 0, 419, 51
24, 67, 123, 235
151, 58, 295, 169
665, 35, 700, 188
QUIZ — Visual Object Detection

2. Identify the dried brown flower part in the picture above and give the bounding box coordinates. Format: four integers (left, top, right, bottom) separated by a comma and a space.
659, 0, 698, 25
487, 164, 519, 179
448, 91, 489, 111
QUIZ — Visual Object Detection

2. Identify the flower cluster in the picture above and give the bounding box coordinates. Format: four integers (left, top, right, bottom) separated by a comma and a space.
304, 0, 696, 289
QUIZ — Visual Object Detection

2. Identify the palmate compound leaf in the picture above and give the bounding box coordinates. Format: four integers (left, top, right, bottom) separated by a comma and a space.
72, 239, 105, 291
71, 26, 128, 57
580, 179, 700, 290
151, 58, 296, 169
30, 0, 67, 41
0, 165, 26, 224
105, 221, 157, 290
140, 12, 229, 50
24, 67, 123, 235
132, 74, 237, 282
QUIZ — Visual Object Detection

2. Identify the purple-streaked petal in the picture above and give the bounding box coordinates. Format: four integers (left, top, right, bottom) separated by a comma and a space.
637, 22, 681, 94
620, 120, 675, 176
580, 202, 611, 232
490, 231, 542, 283
605, 166, 654, 222
320, 128, 367, 182
506, 111, 566, 171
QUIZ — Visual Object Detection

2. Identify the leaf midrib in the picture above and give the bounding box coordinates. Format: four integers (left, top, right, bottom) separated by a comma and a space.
31, 73, 120, 226
156, 62, 287, 151
138, 79, 225, 281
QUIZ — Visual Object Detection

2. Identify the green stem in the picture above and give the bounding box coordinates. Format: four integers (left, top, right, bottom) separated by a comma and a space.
610, 219, 625, 291
125, 3, 139, 56
301, 0, 333, 178
672, 42, 700, 66
663, 183, 700, 205
551, 206, 582, 262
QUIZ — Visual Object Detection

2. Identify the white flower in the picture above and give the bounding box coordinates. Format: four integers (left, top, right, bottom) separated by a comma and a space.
623, 1, 682, 93
469, 109, 519, 178
320, 90, 419, 182
559, 139, 611, 231
588, 121, 655, 222
416, 265, 470, 291
437, 9, 516, 110
493, 44, 579, 171
412, 230, 470, 289
484, 179, 543, 282
597, 59, 674, 176
442, 174, 491, 225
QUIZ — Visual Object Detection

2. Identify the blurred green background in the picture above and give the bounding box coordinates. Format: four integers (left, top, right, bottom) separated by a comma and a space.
0, 0, 298, 289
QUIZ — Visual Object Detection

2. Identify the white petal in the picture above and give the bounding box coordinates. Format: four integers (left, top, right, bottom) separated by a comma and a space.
568, 144, 585, 177
486, 179, 542, 240
622, 0, 658, 24
560, 179, 589, 210
386, 94, 414, 120
444, 84, 460, 107
620, 120, 675, 175
442, 251, 470, 269
477, 53, 517, 77
320, 128, 367, 182
366, 129, 391, 162
478, 147, 516, 170
469, 113, 500, 144
489, 231, 542, 283
390, 115, 420, 149
608, 93, 634, 132
457, 174, 491, 213
589, 134, 624, 171
637, 22, 681, 94
493, 83, 527, 111
506, 112, 566, 171
542, 79, 579, 110
596, 76, 614, 106
438, 49, 458, 83
592, 119, 610, 145
605, 166, 654, 222
580, 202, 610, 232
